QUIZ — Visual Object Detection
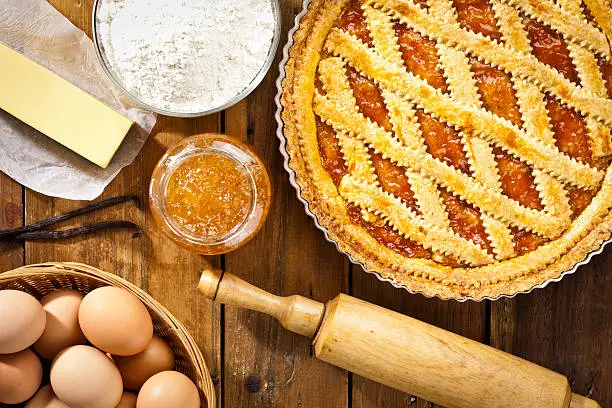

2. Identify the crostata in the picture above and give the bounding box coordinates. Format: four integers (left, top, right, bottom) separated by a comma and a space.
281, 0, 612, 299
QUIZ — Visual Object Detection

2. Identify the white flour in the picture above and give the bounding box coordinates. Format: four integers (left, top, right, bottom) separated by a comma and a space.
96, 0, 276, 113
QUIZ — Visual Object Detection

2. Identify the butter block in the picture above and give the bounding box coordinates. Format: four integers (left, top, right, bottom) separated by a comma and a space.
0, 41, 134, 168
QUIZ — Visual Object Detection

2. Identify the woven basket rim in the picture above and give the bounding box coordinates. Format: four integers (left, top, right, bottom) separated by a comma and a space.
0, 262, 216, 408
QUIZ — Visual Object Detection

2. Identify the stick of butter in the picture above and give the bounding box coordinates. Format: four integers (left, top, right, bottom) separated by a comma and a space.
0, 41, 134, 168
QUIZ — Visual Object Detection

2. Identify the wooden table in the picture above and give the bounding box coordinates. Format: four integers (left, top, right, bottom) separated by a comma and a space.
1, 1, 610, 407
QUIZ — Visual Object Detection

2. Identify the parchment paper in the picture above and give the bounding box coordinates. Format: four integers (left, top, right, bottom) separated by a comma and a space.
0, 0, 157, 200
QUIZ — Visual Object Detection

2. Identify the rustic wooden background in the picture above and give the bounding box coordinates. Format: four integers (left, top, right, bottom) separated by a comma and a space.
0, 1, 610, 407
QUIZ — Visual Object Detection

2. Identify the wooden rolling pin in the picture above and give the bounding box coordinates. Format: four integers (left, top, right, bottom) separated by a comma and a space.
198, 268, 600, 408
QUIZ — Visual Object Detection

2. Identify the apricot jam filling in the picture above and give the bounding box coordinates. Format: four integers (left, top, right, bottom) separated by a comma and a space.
338, 1, 373, 45
452, 0, 502, 42
439, 188, 493, 254
314, 0, 609, 264
546, 97, 593, 165
522, 17, 580, 84
317, 118, 347, 187
471, 62, 522, 126
346, 67, 393, 132
370, 151, 420, 210
347, 204, 432, 259
418, 110, 471, 175
395, 24, 449, 92
165, 154, 253, 239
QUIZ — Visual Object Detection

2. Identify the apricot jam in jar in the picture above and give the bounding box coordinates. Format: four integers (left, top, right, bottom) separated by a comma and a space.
149, 134, 272, 254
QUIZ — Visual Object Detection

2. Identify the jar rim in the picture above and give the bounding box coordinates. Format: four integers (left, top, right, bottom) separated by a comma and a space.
149, 134, 272, 255
157, 147, 257, 246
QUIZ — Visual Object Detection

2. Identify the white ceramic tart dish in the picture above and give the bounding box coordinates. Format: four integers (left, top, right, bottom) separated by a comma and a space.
277, 0, 612, 300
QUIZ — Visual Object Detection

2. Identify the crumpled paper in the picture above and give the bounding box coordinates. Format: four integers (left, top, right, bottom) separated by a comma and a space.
0, 0, 157, 200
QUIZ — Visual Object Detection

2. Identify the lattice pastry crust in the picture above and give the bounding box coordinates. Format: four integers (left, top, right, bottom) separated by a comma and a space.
281, 0, 612, 299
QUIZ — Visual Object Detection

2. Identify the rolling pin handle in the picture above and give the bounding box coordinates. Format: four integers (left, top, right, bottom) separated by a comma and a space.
570, 393, 601, 408
198, 266, 224, 300
199, 266, 325, 338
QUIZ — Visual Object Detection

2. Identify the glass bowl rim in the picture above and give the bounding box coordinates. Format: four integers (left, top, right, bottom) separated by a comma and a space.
91, 0, 282, 118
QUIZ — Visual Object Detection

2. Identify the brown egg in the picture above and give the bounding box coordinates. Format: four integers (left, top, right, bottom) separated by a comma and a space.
0, 348, 43, 404
114, 335, 175, 390
137, 371, 201, 408
0, 290, 46, 354
79, 287, 153, 356
50, 345, 123, 408
33, 289, 87, 360
25, 384, 70, 408
116, 391, 138, 408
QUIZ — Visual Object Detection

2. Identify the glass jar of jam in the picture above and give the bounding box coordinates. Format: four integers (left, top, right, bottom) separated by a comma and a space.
149, 134, 272, 255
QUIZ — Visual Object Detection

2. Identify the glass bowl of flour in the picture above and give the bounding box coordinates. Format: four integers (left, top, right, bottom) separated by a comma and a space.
92, 0, 281, 117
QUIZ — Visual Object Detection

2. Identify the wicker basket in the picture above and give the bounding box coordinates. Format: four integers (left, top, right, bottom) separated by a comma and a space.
0, 262, 216, 408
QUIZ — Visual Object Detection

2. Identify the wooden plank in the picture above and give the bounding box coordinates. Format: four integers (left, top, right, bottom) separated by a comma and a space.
223, 99, 350, 406
351, 269, 487, 408
24, 117, 225, 407
4, 3, 606, 408
490, 257, 612, 407
141, 116, 225, 407
24, 2, 224, 406
222, 2, 350, 405
0, 173, 24, 271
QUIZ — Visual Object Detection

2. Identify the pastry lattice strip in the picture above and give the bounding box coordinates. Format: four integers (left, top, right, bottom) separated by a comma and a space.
314, 75, 572, 246
364, 0, 612, 127
502, 0, 609, 58
582, 0, 612, 41
365, 2, 516, 259
361, 6, 453, 229
555, 0, 612, 159
424, 0, 516, 259
324, 28, 603, 190
488, 0, 573, 224
314, 0, 611, 264
319, 57, 485, 263
340, 174, 494, 265
314, 81, 572, 234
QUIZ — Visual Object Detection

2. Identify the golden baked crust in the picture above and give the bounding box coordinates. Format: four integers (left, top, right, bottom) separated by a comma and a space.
281, 0, 612, 299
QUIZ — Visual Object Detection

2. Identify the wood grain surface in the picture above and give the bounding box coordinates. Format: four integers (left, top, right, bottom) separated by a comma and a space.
0, 1, 609, 407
